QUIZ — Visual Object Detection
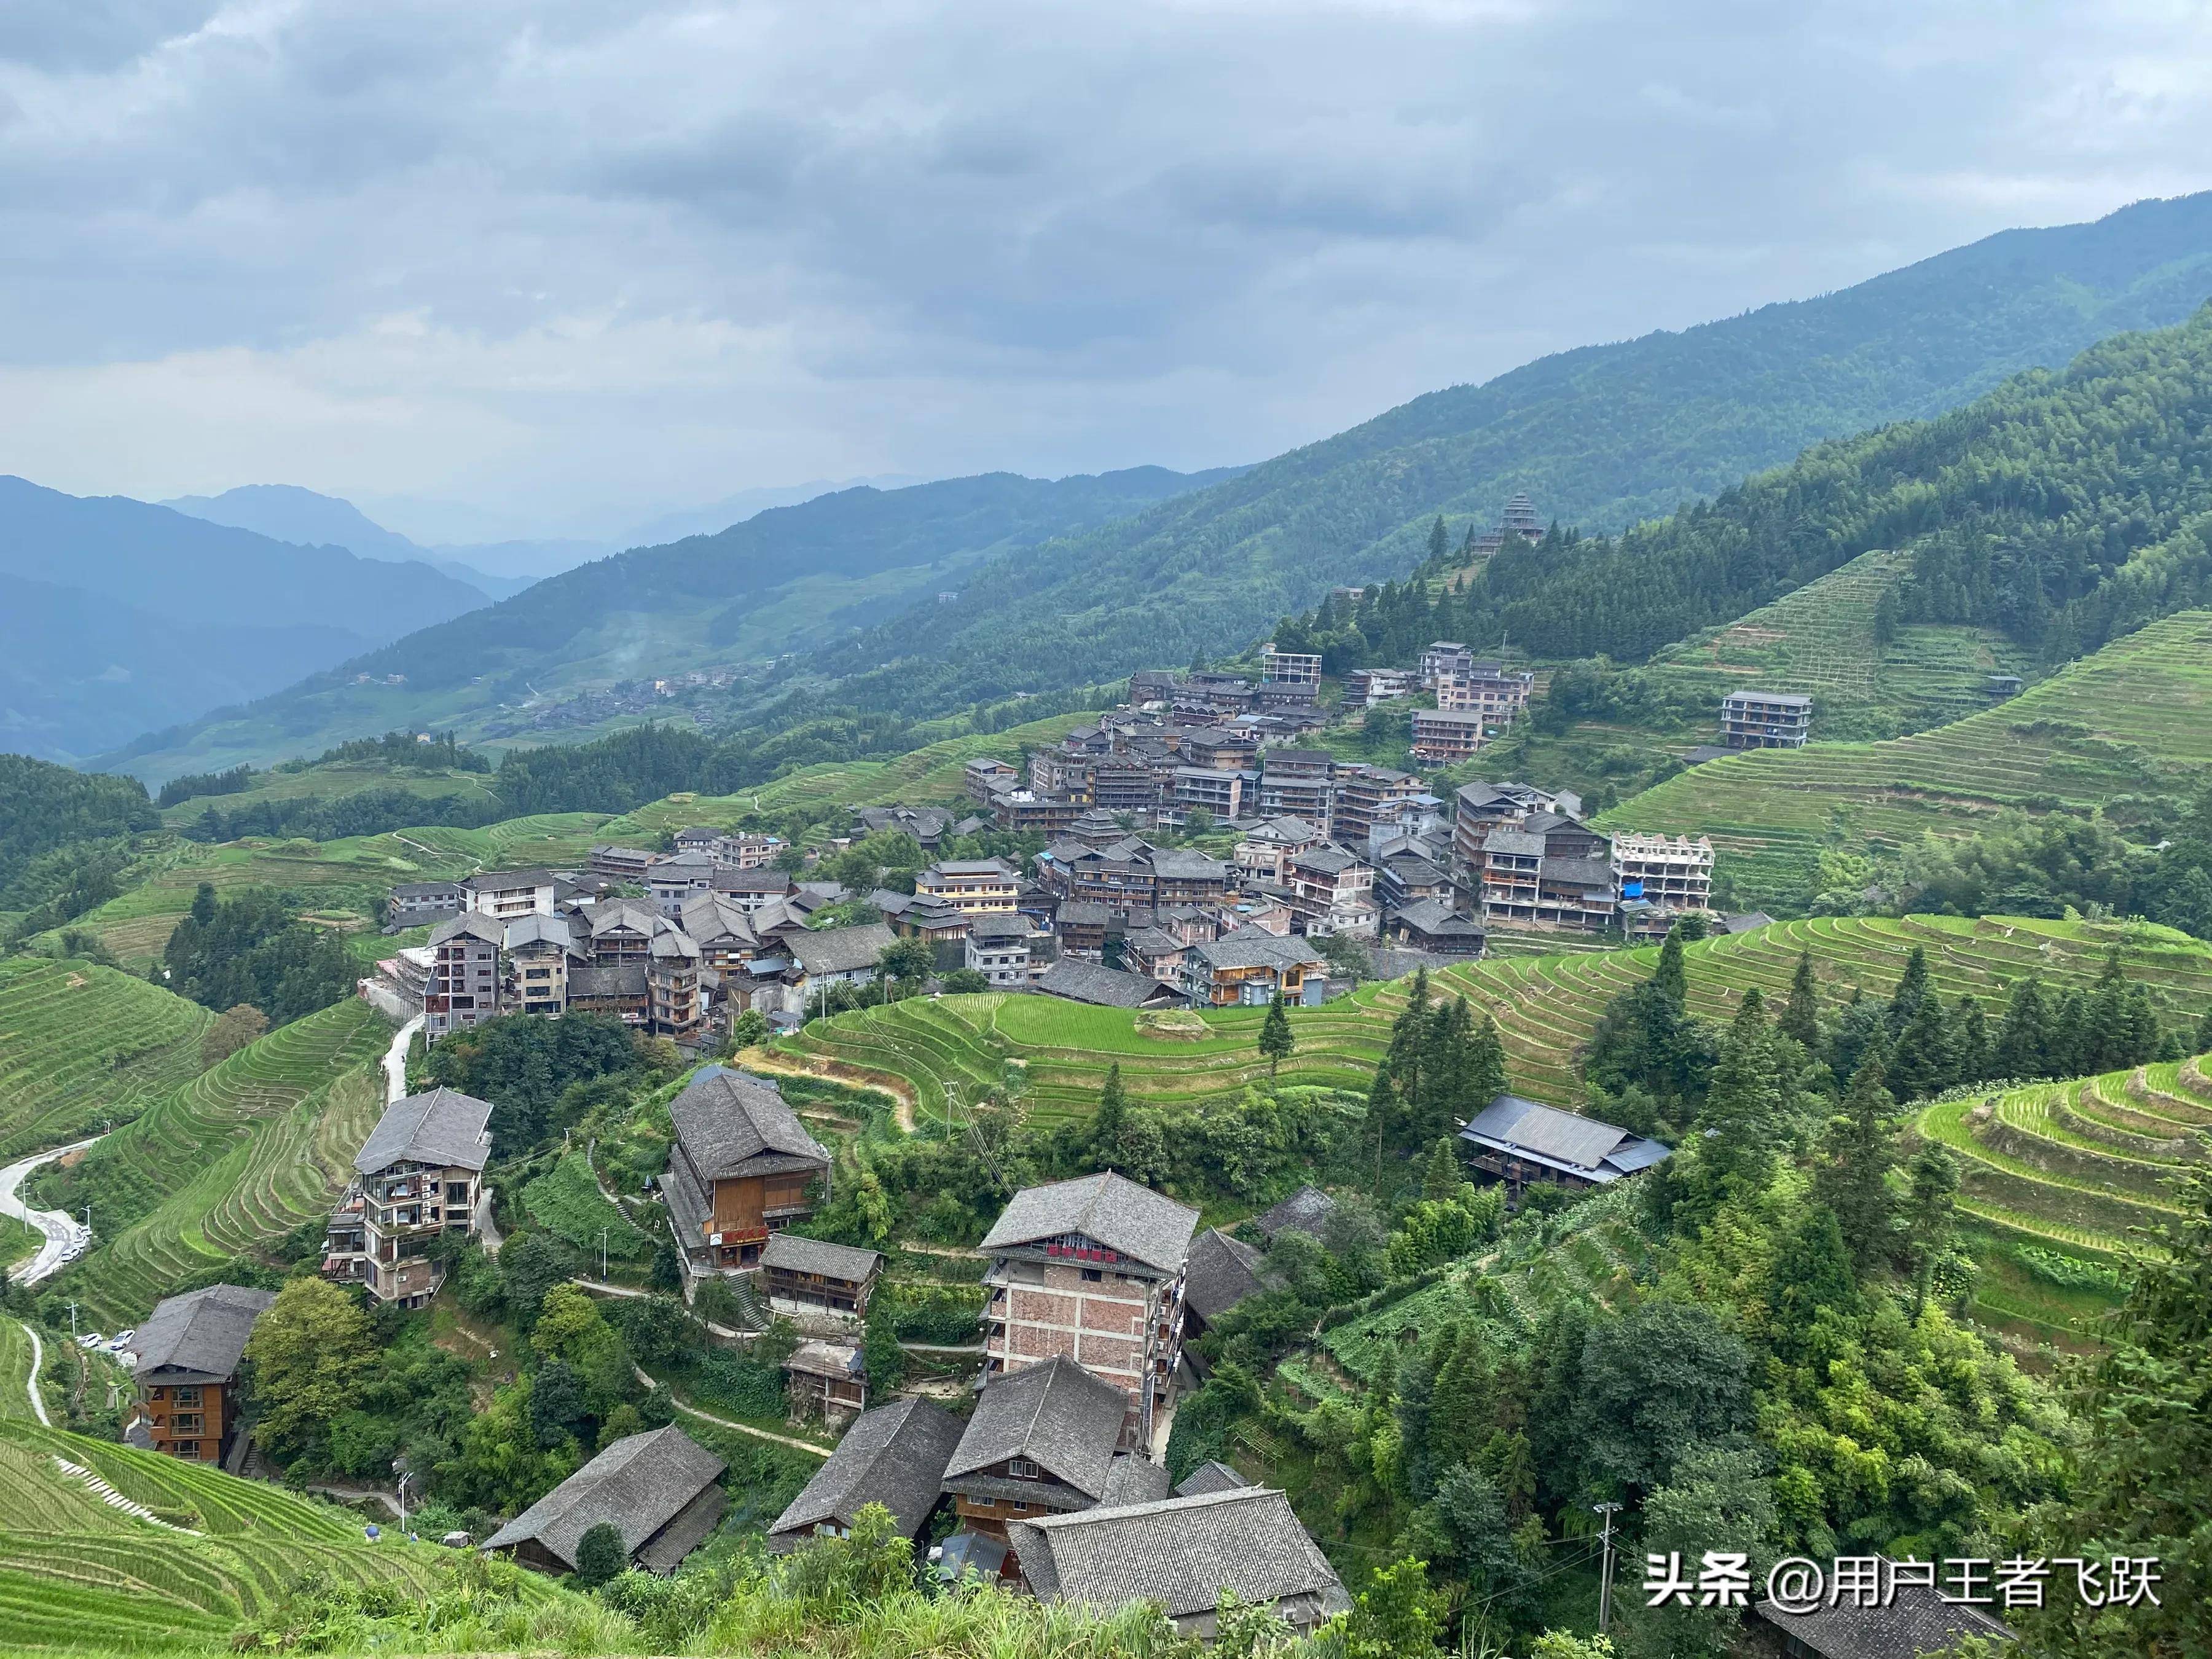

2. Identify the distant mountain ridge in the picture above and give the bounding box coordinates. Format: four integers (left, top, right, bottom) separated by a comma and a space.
163, 484, 539, 599
0, 476, 491, 764
100, 463, 1243, 780
806, 190, 2212, 715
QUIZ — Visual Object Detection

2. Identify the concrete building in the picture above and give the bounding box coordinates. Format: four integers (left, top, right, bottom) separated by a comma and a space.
965, 912, 1037, 987
1282, 845, 1378, 939
1433, 664, 1535, 729
463, 868, 557, 920
1722, 689, 1813, 749
1409, 707, 1487, 763
325, 1086, 493, 1308
423, 912, 504, 1038
914, 858, 1021, 915
979, 1173, 1199, 1446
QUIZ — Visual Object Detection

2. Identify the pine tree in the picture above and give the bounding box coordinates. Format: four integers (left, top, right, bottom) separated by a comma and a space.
1886, 946, 1932, 1037
1426, 515, 1449, 565
1886, 991, 1958, 1102
1367, 1070, 1402, 1198
189, 880, 216, 927
1769, 1206, 1861, 1356
1779, 949, 1821, 1049
1953, 995, 1991, 1086
2121, 984, 2162, 1069
1259, 993, 1295, 1077
1995, 975, 2052, 1080
1816, 1057, 1897, 1273
2049, 989, 2090, 1079
1092, 1063, 1127, 1162
1653, 928, 1688, 1011
1695, 990, 1783, 1192
1422, 1139, 1465, 1201
1902, 1144, 1960, 1319
2084, 949, 2133, 1073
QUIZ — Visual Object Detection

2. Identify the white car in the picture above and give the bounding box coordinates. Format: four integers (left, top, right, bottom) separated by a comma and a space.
80, 1333, 105, 1349
109, 1330, 136, 1351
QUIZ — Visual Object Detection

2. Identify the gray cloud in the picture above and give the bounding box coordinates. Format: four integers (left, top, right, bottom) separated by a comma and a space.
1, 0, 2208, 539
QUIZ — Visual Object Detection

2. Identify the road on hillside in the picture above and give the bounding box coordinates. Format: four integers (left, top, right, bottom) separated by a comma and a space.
382, 1013, 422, 1104
0, 1137, 102, 1287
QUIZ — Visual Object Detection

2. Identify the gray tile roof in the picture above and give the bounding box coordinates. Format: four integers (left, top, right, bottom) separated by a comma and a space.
1289, 845, 1363, 877
1459, 1094, 1670, 1182
464, 868, 555, 892
127, 1284, 275, 1384
1099, 1454, 1174, 1507
570, 962, 648, 999
944, 1357, 1128, 1502
789, 922, 899, 977
1174, 1459, 1250, 1497
981, 1172, 1198, 1275
1482, 830, 1546, 858
769, 1396, 964, 1548
1033, 957, 1178, 1009
1392, 898, 1485, 939
503, 913, 580, 951
1253, 1185, 1336, 1241
355, 1086, 493, 1175
429, 912, 504, 947
966, 912, 1033, 943
761, 1233, 882, 1283
1540, 855, 1617, 888
1755, 1574, 2014, 1658
678, 892, 758, 946
1246, 815, 1321, 842
669, 1069, 831, 1180
1009, 1486, 1349, 1626
481, 1425, 725, 1571
1147, 849, 1228, 880
1182, 1228, 1272, 1324
1191, 927, 1324, 973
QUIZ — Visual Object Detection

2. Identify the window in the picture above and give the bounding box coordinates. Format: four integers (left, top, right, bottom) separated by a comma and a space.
1007, 1457, 1040, 1480
175, 1386, 203, 1406
1080, 1268, 1103, 1283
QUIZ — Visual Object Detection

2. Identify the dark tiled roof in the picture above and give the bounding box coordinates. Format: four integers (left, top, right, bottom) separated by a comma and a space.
678, 892, 758, 945
1754, 1576, 2014, 1658
1009, 1486, 1349, 1625
481, 1425, 724, 1571
1099, 1454, 1174, 1507
966, 912, 1033, 943
570, 962, 649, 999
464, 868, 555, 891
770, 1397, 964, 1548
1182, 1228, 1272, 1324
761, 1233, 882, 1283
1540, 855, 1616, 888
1174, 1459, 1250, 1497
1460, 1094, 1670, 1182
128, 1284, 275, 1384
1289, 845, 1363, 877
1191, 927, 1324, 973
1147, 849, 1228, 880
789, 922, 899, 976
981, 1172, 1199, 1274
391, 881, 463, 900
943, 1357, 1128, 1500
1033, 958, 1177, 1008
355, 1086, 493, 1174
429, 913, 504, 947
669, 1069, 831, 1180
503, 913, 580, 951
1253, 1185, 1336, 1241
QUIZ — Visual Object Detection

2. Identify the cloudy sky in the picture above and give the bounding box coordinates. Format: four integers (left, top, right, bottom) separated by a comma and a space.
2, 1, 2209, 543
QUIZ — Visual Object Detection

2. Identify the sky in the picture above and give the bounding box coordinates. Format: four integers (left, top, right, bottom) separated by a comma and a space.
2, 1, 2210, 545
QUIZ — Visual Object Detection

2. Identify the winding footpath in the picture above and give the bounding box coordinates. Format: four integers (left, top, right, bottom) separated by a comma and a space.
0, 1136, 100, 1286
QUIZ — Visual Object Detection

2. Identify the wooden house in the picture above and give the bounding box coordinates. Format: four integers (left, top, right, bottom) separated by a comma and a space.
663, 1069, 831, 1273
761, 1233, 882, 1317
482, 1426, 725, 1577
124, 1285, 275, 1464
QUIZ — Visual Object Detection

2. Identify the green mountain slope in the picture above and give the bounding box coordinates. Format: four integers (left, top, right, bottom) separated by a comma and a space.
104, 465, 1238, 781
1600, 608, 2212, 909
807, 191, 2212, 715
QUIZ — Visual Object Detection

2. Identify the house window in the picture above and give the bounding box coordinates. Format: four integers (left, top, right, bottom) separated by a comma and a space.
1008, 1457, 1040, 1480
175, 1386, 203, 1406
1080, 1268, 1103, 1283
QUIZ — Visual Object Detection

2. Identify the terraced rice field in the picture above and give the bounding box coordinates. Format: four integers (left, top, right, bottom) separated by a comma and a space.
1646, 549, 2030, 732
0, 962, 211, 1162
779, 915, 2212, 1118
1918, 1055, 2212, 1261
522, 1151, 655, 1266
60, 1000, 389, 1325
0, 1409, 484, 1650
1605, 608, 2212, 908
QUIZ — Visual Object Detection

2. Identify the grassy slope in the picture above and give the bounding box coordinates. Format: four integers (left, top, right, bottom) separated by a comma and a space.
0, 962, 212, 1162
775, 914, 2212, 1119
156, 761, 506, 830
1642, 547, 2036, 740
0, 1328, 513, 1653
53, 998, 390, 1325
1601, 608, 2212, 909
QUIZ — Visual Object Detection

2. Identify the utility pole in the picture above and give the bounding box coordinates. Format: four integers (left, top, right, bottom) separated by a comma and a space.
1593, 1501, 1623, 1634
598, 1228, 609, 1281
395, 1471, 412, 1531
66, 1303, 79, 1339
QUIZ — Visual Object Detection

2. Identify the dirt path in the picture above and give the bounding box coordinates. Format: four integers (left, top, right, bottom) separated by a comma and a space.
573, 1277, 751, 1342
626, 1362, 830, 1459
739, 1048, 917, 1133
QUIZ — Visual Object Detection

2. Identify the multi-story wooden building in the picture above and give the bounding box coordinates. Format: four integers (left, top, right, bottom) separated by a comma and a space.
941, 1357, 1147, 1547
124, 1285, 275, 1463
1282, 845, 1379, 939
590, 844, 657, 883
663, 1069, 832, 1274
761, 1233, 882, 1319
1180, 927, 1326, 1007
1409, 707, 1487, 763
1721, 689, 1813, 748
979, 1173, 1199, 1448
503, 914, 581, 1018
325, 1085, 493, 1308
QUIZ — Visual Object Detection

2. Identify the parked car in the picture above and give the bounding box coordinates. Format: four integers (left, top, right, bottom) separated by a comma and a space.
109, 1330, 136, 1351
80, 1333, 104, 1349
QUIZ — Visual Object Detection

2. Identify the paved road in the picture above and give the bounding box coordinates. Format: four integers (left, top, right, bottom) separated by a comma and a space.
382, 1013, 422, 1105
19, 1322, 52, 1425
0, 1137, 101, 1285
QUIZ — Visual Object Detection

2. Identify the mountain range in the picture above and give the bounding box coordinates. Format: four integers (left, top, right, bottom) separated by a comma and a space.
164, 485, 559, 598
53, 189, 2212, 782
0, 477, 494, 765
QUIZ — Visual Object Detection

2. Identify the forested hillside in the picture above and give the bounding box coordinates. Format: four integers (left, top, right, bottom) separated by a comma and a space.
806, 191, 2212, 717
105, 466, 1236, 780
